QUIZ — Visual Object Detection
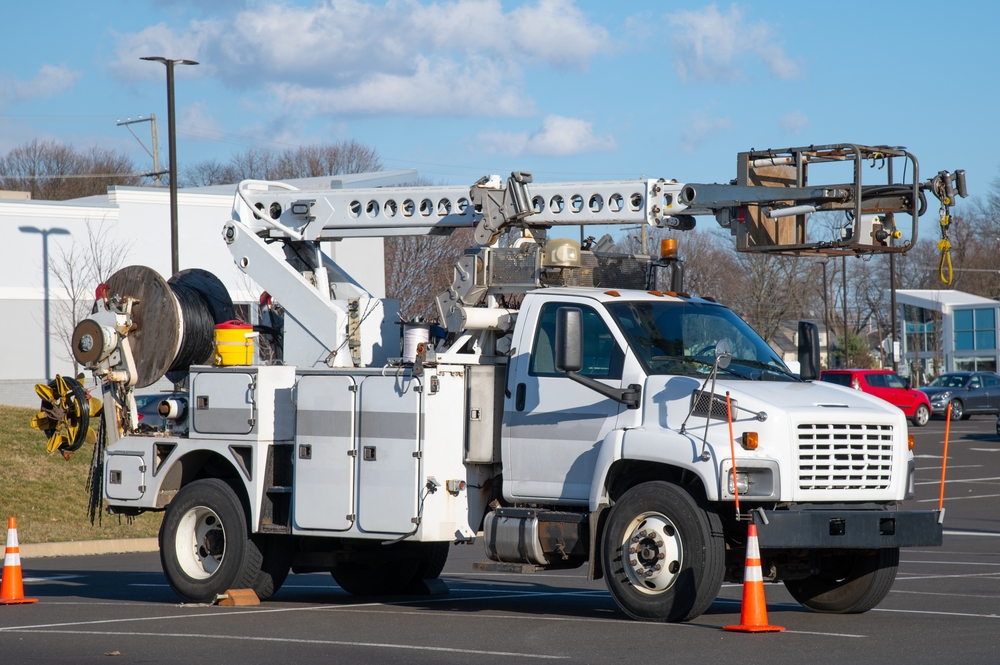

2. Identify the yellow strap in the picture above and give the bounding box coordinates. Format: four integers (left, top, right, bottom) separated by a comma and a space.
937, 238, 953, 285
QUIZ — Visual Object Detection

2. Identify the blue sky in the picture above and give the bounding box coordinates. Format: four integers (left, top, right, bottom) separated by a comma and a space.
2, 0, 997, 236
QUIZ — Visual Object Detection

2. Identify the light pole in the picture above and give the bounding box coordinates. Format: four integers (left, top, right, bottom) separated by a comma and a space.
19, 226, 71, 381
141, 56, 198, 276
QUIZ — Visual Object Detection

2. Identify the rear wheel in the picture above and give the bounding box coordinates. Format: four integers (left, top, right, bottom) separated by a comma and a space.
251, 534, 294, 600
159, 479, 261, 603
911, 404, 930, 427
601, 482, 724, 622
783, 548, 898, 613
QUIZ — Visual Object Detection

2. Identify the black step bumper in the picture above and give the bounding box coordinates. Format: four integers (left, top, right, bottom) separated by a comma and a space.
753, 509, 943, 549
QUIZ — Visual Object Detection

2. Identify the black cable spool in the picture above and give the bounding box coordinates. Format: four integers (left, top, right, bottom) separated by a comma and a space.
104, 266, 235, 388
166, 269, 235, 383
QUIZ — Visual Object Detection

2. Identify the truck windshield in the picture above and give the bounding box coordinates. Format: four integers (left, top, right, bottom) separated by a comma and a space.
605, 300, 794, 381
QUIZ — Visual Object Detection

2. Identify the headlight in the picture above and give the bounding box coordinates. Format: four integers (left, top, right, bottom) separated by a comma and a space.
932, 391, 952, 403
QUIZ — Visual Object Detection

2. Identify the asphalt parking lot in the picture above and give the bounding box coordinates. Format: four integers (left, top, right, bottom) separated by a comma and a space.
2, 415, 999, 664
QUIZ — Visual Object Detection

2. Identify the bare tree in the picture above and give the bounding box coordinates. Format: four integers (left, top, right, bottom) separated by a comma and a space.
384, 229, 474, 321
185, 140, 382, 186
0, 140, 141, 200
50, 218, 134, 373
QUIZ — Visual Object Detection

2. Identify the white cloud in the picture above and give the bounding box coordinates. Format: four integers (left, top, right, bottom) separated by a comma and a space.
1, 65, 80, 105
680, 116, 733, 154
110, 0, 609, 117
269, 56, 532, 117
666, 4, 799, 83
780, 110, 808, 135
476, 115, 615, 157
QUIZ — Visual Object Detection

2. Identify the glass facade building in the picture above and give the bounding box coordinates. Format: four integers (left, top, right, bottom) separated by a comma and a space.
893, 290, 1000, 383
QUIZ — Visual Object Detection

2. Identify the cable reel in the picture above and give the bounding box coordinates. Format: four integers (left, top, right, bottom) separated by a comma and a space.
30, 375, 103, 458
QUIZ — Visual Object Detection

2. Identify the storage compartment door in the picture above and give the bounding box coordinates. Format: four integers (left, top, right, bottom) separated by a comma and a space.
191, 372, 255, 435
293, 375, 356, 531
106, 454, 145, 501
358, 375, 421, 534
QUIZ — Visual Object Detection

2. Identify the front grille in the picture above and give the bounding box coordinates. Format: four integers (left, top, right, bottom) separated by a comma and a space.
796, 423, 893, 490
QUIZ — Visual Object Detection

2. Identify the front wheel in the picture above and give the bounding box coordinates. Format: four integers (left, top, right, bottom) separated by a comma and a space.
159, 478, 261, 603
911, 404, 930, 427
949, 399, 965, 421
602, 482, 724, 622
783, 548, 898, 613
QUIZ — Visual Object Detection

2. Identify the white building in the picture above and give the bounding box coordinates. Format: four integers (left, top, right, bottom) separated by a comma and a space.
0, 171, 416, 406
890, 289, 1000, 381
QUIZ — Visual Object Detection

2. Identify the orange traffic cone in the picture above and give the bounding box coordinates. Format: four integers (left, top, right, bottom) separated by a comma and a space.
724, 522, 782, 632
1, 517, 38, 605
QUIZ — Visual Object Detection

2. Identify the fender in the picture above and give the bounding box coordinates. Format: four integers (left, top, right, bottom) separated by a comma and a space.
588, 429, 626, 512
618, 428, 721, 501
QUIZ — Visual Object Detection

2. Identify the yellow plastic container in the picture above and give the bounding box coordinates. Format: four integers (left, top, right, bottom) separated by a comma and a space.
215, 320, 255, 366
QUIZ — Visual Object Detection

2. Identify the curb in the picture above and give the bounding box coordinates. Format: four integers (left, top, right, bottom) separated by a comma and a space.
16, 538, 160, 559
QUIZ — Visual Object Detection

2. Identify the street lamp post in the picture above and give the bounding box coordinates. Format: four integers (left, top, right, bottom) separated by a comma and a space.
19, 226, 71, 381
141, 56, 198, 276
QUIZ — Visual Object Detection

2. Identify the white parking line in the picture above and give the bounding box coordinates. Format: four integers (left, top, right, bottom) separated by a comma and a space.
915, 476, 1000, 486
901, 560, 1000, 566
916, 464, 982, 471
3, 629, 568, 659
894, 572, 1000, 581
970, 448, 1000, 452
22, 575, 84, 583
891, 590, 1000, 600
873, 608, 1000, 619
918, 493, 1000, 503
943, 530, 1000, 537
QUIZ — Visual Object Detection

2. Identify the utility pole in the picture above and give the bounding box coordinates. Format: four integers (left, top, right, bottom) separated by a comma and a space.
116, 114, 165, 186
150, 113, 161, 186
141, 57, 199, 276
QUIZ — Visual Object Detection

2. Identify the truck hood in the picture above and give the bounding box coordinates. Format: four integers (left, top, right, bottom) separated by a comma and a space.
647, 375, 905, 431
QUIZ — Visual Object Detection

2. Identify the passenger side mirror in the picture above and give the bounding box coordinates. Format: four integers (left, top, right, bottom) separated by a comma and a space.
904, 377, 911, 390
797, 321, 821, 381
555, 307, 583, 372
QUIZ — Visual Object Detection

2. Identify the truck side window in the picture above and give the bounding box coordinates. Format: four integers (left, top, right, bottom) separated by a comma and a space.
529, 303, 623, 379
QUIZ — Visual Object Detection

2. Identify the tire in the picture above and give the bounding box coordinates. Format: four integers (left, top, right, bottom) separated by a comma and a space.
251, 534, 294, 601
414, 542, 450, 580
949, 399, 964, 421
911, 404, 930, 427
160, 478, 262, 603
783, 548, 899, 613
601, 481, 724, 622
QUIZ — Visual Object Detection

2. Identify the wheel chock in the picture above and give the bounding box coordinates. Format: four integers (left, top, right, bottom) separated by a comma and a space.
214, 589, 260, 606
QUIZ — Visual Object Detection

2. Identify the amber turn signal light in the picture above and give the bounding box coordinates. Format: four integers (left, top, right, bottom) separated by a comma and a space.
742, 432, 759, 450
908, 433, 914, 451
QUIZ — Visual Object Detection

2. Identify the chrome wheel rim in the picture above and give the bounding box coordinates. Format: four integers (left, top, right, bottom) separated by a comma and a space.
621, 512, 683, 594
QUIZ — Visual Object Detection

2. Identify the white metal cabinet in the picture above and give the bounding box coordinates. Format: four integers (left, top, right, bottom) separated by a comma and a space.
292, 375, 356, 531
357, 375, 421, 534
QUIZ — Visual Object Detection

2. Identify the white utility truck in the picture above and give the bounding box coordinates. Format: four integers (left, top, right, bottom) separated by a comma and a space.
53, 144, 963, 621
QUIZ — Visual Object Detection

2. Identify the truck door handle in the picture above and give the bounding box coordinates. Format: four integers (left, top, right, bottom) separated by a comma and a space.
515, 383, 526, 411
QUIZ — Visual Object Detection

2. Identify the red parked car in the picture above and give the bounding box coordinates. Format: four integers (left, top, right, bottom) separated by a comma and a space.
819, 369, 932, 427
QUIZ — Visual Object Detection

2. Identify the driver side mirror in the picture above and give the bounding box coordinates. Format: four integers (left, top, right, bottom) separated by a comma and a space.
903, 377, 911, 390
555, 307, 583, 372
797, 321, 821, 381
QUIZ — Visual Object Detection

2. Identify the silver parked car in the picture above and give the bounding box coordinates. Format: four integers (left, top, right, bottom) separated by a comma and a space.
919, 372, 1000, 420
